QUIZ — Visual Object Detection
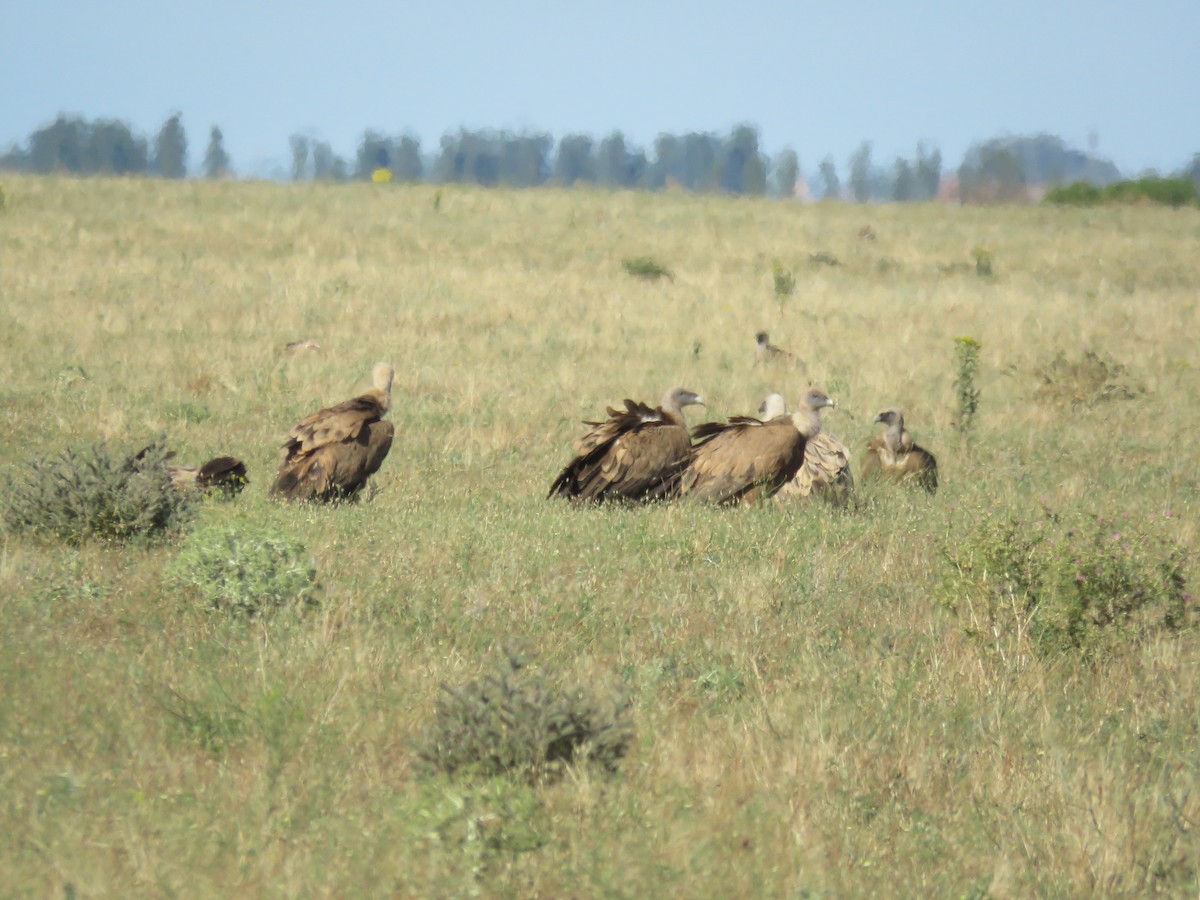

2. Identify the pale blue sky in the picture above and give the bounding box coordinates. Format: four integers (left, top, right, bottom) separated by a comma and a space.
4, 0, 1197, 177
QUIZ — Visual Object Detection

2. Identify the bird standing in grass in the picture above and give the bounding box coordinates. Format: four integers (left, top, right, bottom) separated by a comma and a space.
861, 407, 938, 493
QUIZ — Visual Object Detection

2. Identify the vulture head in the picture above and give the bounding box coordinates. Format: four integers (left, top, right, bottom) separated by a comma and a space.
661, 387, 705, 416
755, 331, 771, 348
873, 407, 912, 452
793, 388, 835, 438
757, 392, 787, 419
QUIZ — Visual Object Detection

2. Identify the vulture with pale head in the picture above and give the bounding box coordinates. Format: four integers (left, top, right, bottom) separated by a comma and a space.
861, 408, 938, 493
758, 393, 853, 506
270, 361, 395, 501
679, 388, 835, 505
549, 387, 705, 502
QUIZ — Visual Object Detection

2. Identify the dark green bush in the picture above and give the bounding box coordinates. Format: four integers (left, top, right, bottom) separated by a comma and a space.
2, 438, 193, 544
621, 256, 673, 281
1045, 177, 1199, 208
167, 522, 317, 616
943, 508, 1190, 656
418, 650, 633, 783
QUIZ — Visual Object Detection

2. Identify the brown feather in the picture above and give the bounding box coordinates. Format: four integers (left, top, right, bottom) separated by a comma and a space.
271, 362, 395, 502
550, 388, 703, 503
760, 393, 853, 506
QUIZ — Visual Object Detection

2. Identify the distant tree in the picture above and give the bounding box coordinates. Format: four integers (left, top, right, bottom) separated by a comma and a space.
290, 134, 310, 181
393, 135, 422, 182
501, 132, 551, 187
82, 119, 148, 175
719, 125, 765, 195
683, 132, 719, 191
648, 133, 682, 190
203, 126, 230, 179
959, 145, 1026, 203
817, 155, 840, 199
154, 113, 187, 178
915, 142, 941, 200
355, 130, 389, 179
554, 133, 595, 186
849, 141, 873, 202
312, 140, 348, 181
773, 148, 799, 198
893, 157, 915, 201
29, 115, 87, 173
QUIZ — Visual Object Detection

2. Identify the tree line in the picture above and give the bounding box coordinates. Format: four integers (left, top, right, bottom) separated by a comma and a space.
5, 112, 1192, 202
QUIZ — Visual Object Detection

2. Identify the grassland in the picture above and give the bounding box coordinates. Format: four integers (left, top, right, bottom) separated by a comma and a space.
1, 173, 1199, 896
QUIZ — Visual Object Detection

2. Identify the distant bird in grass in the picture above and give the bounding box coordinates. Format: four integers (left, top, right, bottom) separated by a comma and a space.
285, 339, 322, 353
755, 331, 805, 371
270, 361, 395, 502
166, 455, 249, 496
549, 387, 705, 503
758, 393, 853, 507
679, 388, 835, 506
132, 445, 248, 497
861, 407, 938, 493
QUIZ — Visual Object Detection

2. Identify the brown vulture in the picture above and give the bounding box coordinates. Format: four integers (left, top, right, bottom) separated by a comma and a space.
679, 388, 835, 505
132, 446, 248, 497
270, 361, 395, 502
167, 456, 248, 496
861, 408, 938, 493
548, 387, 705, 502
758, 393, 853, 506
755, 331, 797, 364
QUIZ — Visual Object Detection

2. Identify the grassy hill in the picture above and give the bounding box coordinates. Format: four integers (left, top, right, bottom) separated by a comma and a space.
1, 175, 1198, 895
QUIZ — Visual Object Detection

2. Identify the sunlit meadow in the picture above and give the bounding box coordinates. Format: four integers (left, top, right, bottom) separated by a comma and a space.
1, 174, 1198, 896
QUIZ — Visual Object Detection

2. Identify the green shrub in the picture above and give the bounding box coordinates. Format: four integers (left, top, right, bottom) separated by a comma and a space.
168, 522, 317, 616
943, 508, 1189, 656
1044, 177, 1199, 208
418, 650, 633, 783
771, 263, 795, 297
621, 256, 673, 281
953, 336, 982, 440
2, 438, 193, 544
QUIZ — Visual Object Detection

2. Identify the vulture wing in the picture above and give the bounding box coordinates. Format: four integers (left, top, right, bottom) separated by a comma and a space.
779, 431, 853, 504
550, 401, 690, 502
681, 416, 806, 505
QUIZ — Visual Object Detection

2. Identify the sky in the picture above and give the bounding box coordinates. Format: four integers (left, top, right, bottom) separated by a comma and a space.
3, 0, 1198, 179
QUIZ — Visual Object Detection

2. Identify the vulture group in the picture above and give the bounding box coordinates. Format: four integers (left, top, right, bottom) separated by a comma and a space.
551, 381, 940, 507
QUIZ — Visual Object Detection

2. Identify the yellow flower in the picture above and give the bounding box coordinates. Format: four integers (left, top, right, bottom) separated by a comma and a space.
371, 168, 392, 184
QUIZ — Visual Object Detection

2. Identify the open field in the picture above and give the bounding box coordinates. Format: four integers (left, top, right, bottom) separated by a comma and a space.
2, 174, 1199, 896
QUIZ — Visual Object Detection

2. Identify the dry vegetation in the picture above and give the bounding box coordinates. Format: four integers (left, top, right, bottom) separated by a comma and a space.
2, 174, 1199, 896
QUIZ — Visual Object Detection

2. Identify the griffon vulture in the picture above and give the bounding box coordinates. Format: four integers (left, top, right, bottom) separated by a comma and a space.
270, 361, 395, 502
168, 456, 249, 496
758, 393, 853, 506
861, 408, 938, 493
548, 387, 705, 502
755, 331, 794, 364
132, 446, 248, 496
679, 388, 835, 505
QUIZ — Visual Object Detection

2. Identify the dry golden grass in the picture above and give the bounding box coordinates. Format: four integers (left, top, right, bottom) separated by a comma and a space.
1, 174, 1199, 896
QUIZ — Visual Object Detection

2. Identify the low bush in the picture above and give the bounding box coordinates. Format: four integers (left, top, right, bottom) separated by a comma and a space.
2, 438, 192, 544
1045, 177, 1199, 208
167, 522, 317, 616
621, 256, 673, 281
943, 507, 1190, 657
418, 650, 633, 783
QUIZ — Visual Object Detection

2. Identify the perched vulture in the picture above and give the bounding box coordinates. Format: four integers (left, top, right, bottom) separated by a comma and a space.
270, 361, 395, 502
861, 408, 938, 493
758, 393, 853, 506
679, 388, 835, 506
548, 387, 705, 503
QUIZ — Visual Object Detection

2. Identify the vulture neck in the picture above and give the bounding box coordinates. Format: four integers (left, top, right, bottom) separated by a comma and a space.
884, 416, 907, 453
659, 391, 687, 426
368, 364, 395, 414
791, 405, 824, 439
